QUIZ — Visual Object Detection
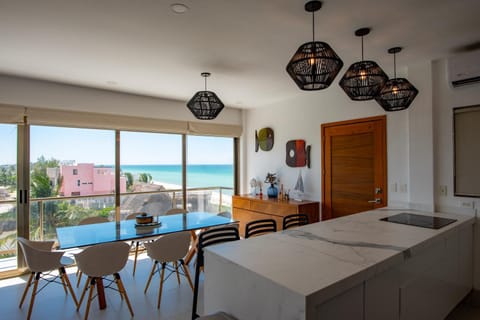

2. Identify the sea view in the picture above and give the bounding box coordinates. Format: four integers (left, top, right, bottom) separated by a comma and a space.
120, 164, 234, 189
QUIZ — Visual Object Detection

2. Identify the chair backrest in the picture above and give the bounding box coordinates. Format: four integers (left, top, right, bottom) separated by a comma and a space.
193, 226, 240, 319
245, 219, 277, 238
165, 208, 188, 215
282, 214, 309, 230
197, 226, 240, 268
17, 237, 63, 272
144, 231, 191, 262
78, 216, 109, 225
74, 242, 130, 277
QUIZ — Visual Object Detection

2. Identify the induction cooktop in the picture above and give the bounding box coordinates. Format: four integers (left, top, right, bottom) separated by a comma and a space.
380, 212, 457, 229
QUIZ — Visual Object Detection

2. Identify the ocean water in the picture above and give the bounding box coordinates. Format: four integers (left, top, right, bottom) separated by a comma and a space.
121, 164, 233, 189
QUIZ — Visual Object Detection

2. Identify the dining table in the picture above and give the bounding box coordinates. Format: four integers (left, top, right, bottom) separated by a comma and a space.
56, 211, 236, 310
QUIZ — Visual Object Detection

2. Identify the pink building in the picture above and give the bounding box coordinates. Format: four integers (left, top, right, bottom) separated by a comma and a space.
59, 163, 126, 196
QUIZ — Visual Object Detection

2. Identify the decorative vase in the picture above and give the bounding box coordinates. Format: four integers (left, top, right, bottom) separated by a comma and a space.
267, 184, 278, 198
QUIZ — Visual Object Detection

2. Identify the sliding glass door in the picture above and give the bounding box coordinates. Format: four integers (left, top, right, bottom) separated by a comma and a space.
0, 124, 18, 272
186, 135, 234, 213
120, 131, 182, 217
29, 126, 115, 240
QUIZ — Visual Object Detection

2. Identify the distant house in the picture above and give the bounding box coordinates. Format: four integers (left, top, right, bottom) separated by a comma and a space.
59, 163, 126, 196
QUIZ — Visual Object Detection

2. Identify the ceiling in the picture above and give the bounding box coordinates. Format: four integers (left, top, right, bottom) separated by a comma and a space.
1, 0, 479, 109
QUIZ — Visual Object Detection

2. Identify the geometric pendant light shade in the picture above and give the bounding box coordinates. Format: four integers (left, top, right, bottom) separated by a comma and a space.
339, 28, 388, 101
375, 47, 419, 111
286, 1, 343, 90
187, 72, 224, 120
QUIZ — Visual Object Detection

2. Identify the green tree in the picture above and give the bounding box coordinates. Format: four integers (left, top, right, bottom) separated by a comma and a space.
138, 173, 152, 183
124, 172, 134, 190
30, 156, 59, 198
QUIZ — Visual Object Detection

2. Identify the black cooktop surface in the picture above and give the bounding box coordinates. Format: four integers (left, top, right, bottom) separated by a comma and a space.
380, 212, 457, 229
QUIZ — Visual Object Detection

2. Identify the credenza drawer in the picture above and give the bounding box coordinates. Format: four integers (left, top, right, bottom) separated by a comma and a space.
250, 201, 297, 216
232, 197, 250, 210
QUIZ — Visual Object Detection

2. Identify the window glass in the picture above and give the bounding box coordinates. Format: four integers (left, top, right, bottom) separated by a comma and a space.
120, 131, 182, 217
186, 135, 234, 213
0, 124, 17, 272
29, 126, 115, 240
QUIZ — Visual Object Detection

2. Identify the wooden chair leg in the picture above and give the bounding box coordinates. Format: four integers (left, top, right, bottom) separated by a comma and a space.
59, 269, 68, 294
144, 261, 158, 294
115, 273, 134, 317
76, 270, 83, 288
26, 273, 40, 320
133, 241, 139, 276
60, 266, 79, 308
84, 278, 96, 320
19, 272, 34, 308
157, 263, 166, 309
78, 276, 91, 311
174, 261, 181, 285
181, 259, 194, 291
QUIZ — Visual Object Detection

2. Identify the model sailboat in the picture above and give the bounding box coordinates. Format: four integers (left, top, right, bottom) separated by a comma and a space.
292, 171, 304, 201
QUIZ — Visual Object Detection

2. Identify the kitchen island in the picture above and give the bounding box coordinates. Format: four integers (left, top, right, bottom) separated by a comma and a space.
203, 208, 474, 320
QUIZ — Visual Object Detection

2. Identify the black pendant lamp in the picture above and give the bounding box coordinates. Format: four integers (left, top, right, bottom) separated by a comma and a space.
375, 47, 418, 111
339, 28, 388, 101
187, 72, 224, 120
286, 0, 343, 90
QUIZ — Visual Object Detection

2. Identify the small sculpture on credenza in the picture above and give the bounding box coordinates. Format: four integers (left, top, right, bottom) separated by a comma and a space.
291, 170, 304, 201
249, 178, 257, 196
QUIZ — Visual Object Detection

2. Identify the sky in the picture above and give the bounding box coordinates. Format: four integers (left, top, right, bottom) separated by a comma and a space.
0, 124, 233, 165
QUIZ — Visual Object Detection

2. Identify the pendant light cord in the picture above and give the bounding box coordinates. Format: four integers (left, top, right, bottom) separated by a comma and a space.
393, 52, 397, 78
361, 36, 364, 60
312, 9, 315, 43
204, 75, 207, 91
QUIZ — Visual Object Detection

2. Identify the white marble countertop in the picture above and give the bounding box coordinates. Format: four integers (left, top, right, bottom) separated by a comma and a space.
205, 208, 474, 303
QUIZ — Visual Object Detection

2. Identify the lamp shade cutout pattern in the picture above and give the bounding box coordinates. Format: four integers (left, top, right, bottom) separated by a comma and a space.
187, 72, 224, 120
375, 47, 418, 111
339, 28, 388, 101
286, 1, 343, 90
255, 128, 274, 152
286, 140, 311, 168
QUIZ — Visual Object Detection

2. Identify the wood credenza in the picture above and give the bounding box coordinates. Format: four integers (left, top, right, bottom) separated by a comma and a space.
232, 195, 320, 237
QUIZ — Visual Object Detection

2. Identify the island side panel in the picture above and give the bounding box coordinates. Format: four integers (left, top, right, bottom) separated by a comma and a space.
365, 223, 473, 320
204, 250, 306, 320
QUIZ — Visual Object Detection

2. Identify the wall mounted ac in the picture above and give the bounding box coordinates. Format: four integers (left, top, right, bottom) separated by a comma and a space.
447, 50, 480, 87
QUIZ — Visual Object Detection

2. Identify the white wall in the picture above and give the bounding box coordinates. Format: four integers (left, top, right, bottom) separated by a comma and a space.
432, 58, 480, 291
408, 61, 434, 212
242, 81, 410, 209
0, 74, 242, 125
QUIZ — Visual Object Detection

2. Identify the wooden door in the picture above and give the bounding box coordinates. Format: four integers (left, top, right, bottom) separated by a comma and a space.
322, 116, 387, 220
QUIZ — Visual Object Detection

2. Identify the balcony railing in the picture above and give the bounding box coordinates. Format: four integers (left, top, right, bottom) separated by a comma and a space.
0, 186, 232, 270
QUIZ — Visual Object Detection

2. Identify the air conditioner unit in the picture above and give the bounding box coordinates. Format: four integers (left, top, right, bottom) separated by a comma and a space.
447, 50, 480, 87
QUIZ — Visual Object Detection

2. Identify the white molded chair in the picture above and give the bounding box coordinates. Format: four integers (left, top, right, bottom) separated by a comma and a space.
197, 312, 238, 320
78, 216, 110, 225
76, 216, 110, 287
125, 212, 158, 276
165, 207, 189, 215
74, 241, 133, 320
17, 237, 79, 320
143, 231, 194, 309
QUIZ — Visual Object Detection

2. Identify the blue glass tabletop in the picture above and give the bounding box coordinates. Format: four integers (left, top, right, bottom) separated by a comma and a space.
56, 212, 236, 249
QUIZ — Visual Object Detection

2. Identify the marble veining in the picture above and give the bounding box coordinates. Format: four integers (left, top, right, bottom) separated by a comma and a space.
283, 229, 408, 252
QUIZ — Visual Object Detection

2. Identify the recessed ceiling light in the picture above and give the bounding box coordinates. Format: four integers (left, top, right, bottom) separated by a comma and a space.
171, 3, 189, 14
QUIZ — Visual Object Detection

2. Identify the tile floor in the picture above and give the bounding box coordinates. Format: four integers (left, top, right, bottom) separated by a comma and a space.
1, 254, 479, 320
0, 255, 200, 320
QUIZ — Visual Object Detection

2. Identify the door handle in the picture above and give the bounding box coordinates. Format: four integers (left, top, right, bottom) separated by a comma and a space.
368, 198, 382, 204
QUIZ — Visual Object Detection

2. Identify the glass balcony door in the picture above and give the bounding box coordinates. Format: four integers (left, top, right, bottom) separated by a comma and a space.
0, 124, 18, 273
29, 126, 115, 241
186, 135, 234, 214
120, 131, 182, 218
